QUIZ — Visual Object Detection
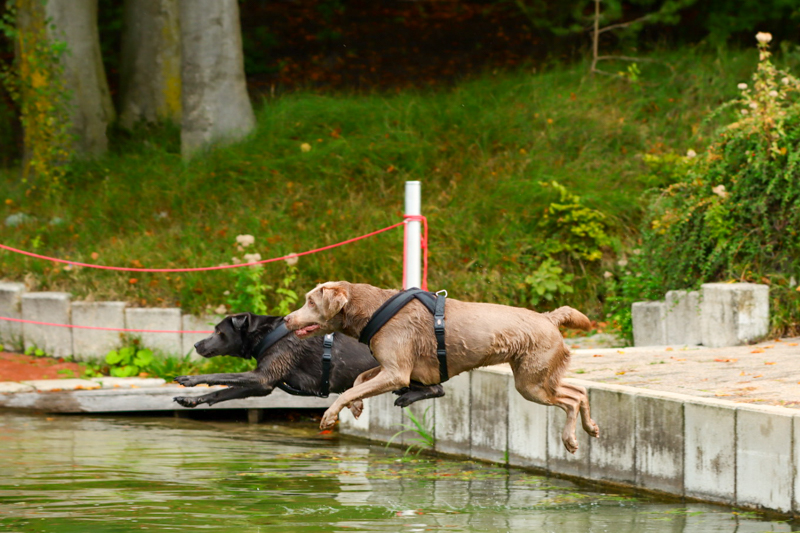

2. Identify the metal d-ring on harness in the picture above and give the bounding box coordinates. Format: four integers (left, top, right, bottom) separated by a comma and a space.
358, 288, 449, 384
251, 322, 335, 398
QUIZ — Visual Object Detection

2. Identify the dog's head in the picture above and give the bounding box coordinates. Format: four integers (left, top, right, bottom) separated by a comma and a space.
194, 313, 283, 359
284, 281, 350, 338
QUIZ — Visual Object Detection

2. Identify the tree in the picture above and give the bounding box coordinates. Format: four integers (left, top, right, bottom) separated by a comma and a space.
42, 0, 115, 155
179, 0, 255, 158
119, 0, 181, 129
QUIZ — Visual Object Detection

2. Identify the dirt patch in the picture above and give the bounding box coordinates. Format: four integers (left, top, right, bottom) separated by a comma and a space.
0, 352, 85, 381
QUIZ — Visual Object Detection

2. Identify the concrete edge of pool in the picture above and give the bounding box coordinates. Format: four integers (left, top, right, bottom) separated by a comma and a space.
339, 365, 800, 519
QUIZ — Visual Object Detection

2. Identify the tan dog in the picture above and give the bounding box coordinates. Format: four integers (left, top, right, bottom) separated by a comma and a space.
285, 281, 599, 453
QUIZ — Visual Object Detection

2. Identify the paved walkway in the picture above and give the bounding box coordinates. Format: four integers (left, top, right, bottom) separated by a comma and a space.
565, 336, 800, 408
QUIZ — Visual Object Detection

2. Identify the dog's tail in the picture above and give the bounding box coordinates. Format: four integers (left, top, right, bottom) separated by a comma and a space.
544, 306, 592, 331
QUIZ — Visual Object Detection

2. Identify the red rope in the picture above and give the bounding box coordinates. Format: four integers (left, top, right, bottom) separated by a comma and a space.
0, 221, 405, 273
0, 315, 211, 334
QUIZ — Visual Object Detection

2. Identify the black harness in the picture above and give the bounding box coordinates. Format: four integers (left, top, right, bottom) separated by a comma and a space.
251, 323, 335, 398
358, 288, 448, 384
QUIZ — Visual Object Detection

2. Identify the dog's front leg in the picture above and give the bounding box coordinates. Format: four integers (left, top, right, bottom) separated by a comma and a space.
347, 367, 382, 419
174, 371, 266, 388
173, 385, 273, 408
320, 368, 407, 430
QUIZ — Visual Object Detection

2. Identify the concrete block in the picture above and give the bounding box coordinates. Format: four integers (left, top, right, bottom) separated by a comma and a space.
71, 302, 126, 360
794, 415, 800, 515
684, 398, 736, 503
339, 397, 371, 439
736, 405, 794, 512
434, 372, 471, 457
88, 377, 166, 389
21, 292, 72, 357
508, 385, 549, 469
632, 301, 666, 347
635, 393, 684, 494
367, 390, 404, 443
470, 369, 510, 463
665, 290, 701, 346
547, 399, 591, 478
181, 314, 218, 360
701, 283, 769, 348
0, 281, 25, 350
0, 382, 35, 393
124, 308, 182, 356
589, 387, 636, 484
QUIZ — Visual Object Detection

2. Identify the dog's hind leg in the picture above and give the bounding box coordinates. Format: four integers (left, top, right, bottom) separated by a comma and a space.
561, 382, 599, 438
511, 366, 583, 454
173, 385, 272, 408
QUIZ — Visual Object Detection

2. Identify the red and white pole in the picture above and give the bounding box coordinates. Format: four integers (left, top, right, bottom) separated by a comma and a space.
403, 181, 422, 289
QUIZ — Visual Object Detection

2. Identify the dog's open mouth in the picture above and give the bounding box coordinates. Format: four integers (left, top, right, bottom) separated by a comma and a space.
294, 324, 321, 338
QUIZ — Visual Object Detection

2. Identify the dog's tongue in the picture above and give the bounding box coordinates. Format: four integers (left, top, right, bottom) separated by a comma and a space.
295, 324, 320, 337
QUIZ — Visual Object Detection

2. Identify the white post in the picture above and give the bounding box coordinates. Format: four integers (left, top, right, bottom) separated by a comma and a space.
404, 181, 422, 289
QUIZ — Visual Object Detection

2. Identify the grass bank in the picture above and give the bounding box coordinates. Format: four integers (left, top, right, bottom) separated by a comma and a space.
0, 47, 771, 328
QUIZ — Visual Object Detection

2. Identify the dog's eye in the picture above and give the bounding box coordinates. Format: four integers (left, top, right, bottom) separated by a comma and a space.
308, 300, 315, 308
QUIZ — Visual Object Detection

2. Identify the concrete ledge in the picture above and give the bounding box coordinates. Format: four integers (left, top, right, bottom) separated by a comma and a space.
0, 281, 25, 350
0, 384, 336, 412
21, 292, 72, 357
434, 372, 471, 456
341, 372, 800, 517
124, 308, 182, 356
71, 301, 127, 360
470, 370, 509, 463
367, 389, 404, 443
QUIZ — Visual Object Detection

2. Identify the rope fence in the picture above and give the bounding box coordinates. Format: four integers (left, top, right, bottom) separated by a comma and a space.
0, 216, 429, 334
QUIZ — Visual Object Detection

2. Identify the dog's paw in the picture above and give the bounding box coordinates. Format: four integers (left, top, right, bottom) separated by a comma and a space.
319, 410, 339, 430
174, 375, 198, 387
562, 436, 579, 454
173, 396, 199, 408
394, 394, 414, 408
392, 387, 409, 396
584, 422, 600, 439
349, 400, 364, 419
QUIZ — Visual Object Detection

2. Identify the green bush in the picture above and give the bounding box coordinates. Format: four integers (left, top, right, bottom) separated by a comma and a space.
630, 33, 800, 335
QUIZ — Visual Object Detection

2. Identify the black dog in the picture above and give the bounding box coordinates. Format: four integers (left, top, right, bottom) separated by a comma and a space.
173, 313, 444, 411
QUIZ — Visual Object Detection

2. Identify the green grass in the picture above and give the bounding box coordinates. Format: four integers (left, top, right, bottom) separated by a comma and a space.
0, 46, 771, 320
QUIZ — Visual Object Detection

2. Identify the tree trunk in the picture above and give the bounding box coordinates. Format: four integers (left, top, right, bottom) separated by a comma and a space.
119, 0, 181, 129
43, 0, 115, 155
179, 0, 255, 158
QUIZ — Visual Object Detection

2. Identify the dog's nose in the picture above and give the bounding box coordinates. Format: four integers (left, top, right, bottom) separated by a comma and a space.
194, 341, 202, 349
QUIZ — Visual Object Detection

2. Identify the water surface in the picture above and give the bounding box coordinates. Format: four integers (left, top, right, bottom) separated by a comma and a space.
0, 412, 795, 532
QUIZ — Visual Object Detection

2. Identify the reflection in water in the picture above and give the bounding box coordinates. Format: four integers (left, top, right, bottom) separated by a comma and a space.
0, 412, 795, 532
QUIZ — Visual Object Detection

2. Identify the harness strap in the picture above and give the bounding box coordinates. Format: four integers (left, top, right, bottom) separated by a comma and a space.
358, 288, 449, 383
277, 332, 335, 398
252, 322, 291, 359
320, 333, 334, 397
433, 291, 447, 382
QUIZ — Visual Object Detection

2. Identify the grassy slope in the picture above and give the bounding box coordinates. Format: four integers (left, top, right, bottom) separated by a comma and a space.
0, 47, 760, 320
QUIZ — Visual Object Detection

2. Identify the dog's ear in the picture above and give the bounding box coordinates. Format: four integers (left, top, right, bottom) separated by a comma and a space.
231, 314, 248, 331
320, 284, 349, 318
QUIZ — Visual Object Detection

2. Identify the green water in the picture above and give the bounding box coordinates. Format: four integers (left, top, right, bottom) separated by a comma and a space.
0, 412, 795, 533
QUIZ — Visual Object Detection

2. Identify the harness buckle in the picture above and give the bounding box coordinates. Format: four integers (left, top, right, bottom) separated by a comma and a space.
436, 289, 448, 298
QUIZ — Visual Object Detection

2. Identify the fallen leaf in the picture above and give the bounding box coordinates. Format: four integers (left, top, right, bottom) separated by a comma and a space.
764, 362, 776, 365
751, 348, 765, 353
740, 371, 746, 376
715, 358, 738, 363
763, 345, 774, 349
616, 350, 625, 354
592, 354, 603, 358
615, 371, 626, 375
788, 343, 798, 347
753, 374, 763, 378
665, 347, 674, 351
